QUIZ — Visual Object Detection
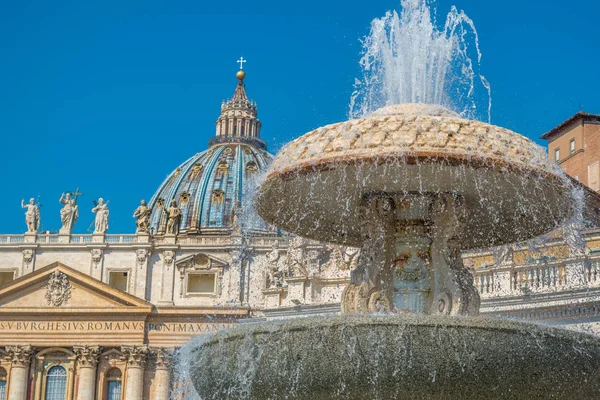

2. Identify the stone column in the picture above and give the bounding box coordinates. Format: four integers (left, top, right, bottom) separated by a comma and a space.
121, 345, 148, 400
6, 345, 33, 400
152, 348, 173, 400
74, 345, 101, 400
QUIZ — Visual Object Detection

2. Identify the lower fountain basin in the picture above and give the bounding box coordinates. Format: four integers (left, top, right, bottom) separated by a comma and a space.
189, 314, 600, 399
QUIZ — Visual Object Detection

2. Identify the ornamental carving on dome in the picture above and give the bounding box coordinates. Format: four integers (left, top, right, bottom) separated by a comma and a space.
180, 192, 191, 206
212, 189, 225, 205
45, 271, 72, 307
246, 161, 258, 172
190, 163, 203, 179
217, 161, 229, 175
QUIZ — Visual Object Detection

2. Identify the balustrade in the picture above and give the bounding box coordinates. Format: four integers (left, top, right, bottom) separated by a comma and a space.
512, 264, 568, 291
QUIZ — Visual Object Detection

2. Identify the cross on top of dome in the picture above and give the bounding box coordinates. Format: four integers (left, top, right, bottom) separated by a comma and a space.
236, 57, 247, 81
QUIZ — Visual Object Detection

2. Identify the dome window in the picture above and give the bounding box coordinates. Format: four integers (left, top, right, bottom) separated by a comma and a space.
190, 163, 203, 179
217, 161, 229, 175
157, 198, 166, 208
212, 189, 225, 205
224, 147, 234, 155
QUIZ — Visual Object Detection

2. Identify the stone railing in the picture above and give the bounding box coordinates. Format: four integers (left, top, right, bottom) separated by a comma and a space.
36, 234, 60, 243
105, 235, 136, 244
474, 259, 600, 299
71, 235, 94, 244
160, 236, 231, 246
0, 235, 25, 244
0, 233, 139, 245
0, 233, 285, 247
475, 270, 499, 295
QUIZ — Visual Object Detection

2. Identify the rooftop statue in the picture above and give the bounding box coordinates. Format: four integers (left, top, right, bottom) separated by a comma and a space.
92, 198, 109, 234
21, 198, 40, 233
230, 200, 242, 234
59, 192, 80, 234
166, 200, 182, 235
133, 200, 152, 234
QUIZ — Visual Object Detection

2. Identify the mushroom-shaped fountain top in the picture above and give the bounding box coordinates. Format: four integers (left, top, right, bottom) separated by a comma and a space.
258, 104, 574, 250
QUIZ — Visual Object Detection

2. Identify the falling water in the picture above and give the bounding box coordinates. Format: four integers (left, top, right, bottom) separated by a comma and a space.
349, 0, 492, 121
179, 2, 598, 399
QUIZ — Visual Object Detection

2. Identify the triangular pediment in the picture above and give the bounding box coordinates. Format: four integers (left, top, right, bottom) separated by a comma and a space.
175, 252, 229, 270
0, 262, 152, 315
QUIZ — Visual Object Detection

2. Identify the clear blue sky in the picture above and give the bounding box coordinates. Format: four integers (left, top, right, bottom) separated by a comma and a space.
1, 0, 598, 234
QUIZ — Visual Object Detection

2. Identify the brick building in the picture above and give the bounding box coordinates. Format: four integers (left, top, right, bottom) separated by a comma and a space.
542, 111, 600, 191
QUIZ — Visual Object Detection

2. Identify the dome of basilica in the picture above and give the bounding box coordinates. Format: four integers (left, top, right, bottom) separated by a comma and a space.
148, 70, 274, 234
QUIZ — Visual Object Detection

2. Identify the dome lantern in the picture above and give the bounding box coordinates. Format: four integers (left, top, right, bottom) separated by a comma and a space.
210, 59, 265, 150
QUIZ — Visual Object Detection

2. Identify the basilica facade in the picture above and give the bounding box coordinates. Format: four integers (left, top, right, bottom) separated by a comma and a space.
0, 68, 351, 400
0, 68, 599, 400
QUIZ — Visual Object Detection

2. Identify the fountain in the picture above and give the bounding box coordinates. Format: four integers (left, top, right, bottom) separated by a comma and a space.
188, 1, 600, 398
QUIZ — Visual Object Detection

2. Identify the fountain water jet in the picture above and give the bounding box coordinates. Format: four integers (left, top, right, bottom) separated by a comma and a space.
350, 0, 491, 121
187, 1, 600, 398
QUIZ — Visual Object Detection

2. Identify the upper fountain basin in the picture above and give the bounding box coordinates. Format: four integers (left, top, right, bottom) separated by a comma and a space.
257, 104, 574, 249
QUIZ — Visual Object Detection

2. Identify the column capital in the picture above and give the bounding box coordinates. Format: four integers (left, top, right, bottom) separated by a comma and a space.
5, 345, 34, 368
151, 348, 174, 370
73, 345, 102, 368
120, 345, 148, 368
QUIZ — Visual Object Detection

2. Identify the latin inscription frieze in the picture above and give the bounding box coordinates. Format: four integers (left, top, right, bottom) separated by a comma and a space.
0, 321, 229, 334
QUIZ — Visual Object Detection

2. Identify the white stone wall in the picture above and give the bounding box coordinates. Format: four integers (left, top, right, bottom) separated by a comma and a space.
3, 231, 600, 332
0, 234, 352, 312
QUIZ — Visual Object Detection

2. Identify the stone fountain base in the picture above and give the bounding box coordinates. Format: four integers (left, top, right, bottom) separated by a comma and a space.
189, 314, 600, 399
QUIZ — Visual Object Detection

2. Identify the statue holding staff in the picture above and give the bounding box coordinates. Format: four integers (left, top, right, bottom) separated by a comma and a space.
21, 198, 40, 233
59, 192, 80, 234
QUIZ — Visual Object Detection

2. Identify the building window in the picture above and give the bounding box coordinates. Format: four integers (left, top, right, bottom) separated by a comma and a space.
106, 368, 122, 400
108, 271, 129, 292
187, 273, 217, 295
0, 367, 6, 400
45, 366, 67, 400
570, 139, 575, 154
0, 271, 14, 286
554, 148, 560, 162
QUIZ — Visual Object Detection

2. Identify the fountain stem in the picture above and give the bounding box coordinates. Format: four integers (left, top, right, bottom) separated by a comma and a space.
342, 192, 480, 315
